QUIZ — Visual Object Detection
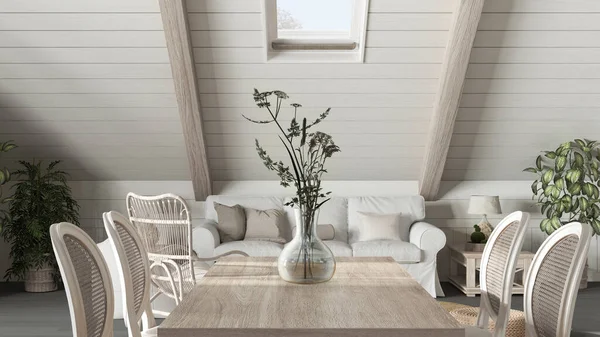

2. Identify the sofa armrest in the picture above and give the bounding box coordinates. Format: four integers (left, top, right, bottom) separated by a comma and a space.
192, 219, 220, 259
409, 221, 446, 262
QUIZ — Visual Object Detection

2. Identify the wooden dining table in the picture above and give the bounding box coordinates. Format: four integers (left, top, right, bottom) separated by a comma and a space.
158, 256, 464, 337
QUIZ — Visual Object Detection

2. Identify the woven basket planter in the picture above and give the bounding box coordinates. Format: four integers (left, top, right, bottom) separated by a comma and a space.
24, 263, 57, 293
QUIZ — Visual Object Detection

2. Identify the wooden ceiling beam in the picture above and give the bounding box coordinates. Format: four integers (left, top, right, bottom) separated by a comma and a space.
159, 0, 211, 200
419, 0, 486, 201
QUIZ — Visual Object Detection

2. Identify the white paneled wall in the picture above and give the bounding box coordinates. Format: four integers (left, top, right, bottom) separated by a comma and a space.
2, 180, 599, 283
432, 181, 600, 282
191, 0, 449, 181
443, 0, 600, 180
0, 0, 189, 181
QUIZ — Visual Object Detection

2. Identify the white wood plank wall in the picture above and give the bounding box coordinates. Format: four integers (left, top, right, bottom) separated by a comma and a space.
190, 0, 600, 181
2, 180, 599, 282
432, 181, 600, 282
190, 0, 451, 181
441, 0, 600, 180
0, 0, 190, 181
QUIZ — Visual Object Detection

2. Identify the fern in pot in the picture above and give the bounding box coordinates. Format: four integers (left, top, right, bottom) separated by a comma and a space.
244, 89, 340, 284
0, 141, 17, 232
2, 160, 79, 292
524, 139, 600, 288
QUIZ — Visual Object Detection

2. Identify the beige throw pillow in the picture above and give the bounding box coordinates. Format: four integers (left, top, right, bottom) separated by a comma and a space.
356, 212, 411, 242
214, 202, 246, 243
244, 208, 286, 243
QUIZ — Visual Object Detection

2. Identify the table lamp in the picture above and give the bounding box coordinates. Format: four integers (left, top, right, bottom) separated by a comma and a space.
467, 195, 502, 238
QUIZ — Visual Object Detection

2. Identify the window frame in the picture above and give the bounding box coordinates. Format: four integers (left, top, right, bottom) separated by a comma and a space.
262, 0, 370, 63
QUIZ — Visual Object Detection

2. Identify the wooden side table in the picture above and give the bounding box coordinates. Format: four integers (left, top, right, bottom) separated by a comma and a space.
448, 244, 535, 297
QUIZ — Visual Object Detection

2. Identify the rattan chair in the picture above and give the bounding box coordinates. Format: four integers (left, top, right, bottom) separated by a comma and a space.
465, 222, 592, 337
126, 193, 246, 308
50, 222, 114, 337
103, 211, 157, 337
444, 211, 531, 337
524, 222, 592, 337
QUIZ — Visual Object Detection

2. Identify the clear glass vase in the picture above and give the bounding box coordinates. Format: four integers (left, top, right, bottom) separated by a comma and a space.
278, 208, 336, 284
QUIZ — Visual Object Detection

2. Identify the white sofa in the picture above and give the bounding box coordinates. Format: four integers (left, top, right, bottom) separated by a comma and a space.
193, 195, 446, 297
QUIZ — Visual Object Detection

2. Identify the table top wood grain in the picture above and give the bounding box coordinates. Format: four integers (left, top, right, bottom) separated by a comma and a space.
158, 257, 464, 337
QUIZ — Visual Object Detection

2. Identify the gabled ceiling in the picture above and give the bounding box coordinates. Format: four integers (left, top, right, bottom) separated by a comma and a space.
1, 0, 599, 183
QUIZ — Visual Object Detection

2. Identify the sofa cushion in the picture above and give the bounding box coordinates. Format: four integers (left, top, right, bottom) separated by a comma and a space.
348, 196, 425, 244
323, 240, 353, 257
351, 240, 421, 263
215, 240, 283, 257
285, 197, 348, 242
243, 208, 286, 243
205, 196, 290, 240
356, 212, 412, 242
213, 202, 246, 243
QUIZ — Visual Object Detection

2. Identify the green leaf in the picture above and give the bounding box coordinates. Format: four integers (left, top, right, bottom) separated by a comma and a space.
583, 183, 594, 198
541, 203, 549, 215
544, 185, 554, 197
545, 151, 557, 159
593, 184, 600, 199
568, 183, 582, 195
531, 180, 539, 195
550, 216, 562, 230
541, 169, 554, 184
536, 155, 543, 170
575, 139, 586, 147
540, 219, 551, 234
554, 176, 565, 190
574, 152, 585, 167
0, 170, 5, 185
569, 169, 582, 184
591, 220, 600, 236
580, 197, 589, 211
523, 167, 538, 173
551, 186, 560, 199
555, 156, 567, 172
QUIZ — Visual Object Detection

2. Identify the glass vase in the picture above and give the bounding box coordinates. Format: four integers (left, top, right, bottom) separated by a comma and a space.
278, 208, 336, 284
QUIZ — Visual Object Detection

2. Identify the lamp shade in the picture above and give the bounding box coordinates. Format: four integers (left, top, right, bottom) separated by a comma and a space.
467, 195, 502, 215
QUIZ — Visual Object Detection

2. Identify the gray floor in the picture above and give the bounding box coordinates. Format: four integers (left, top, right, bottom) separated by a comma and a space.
1, 282, 599, 337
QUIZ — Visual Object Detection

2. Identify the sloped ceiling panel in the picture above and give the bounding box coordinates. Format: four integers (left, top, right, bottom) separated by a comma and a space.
0, 0, 190, 180
443, 0, 600, 180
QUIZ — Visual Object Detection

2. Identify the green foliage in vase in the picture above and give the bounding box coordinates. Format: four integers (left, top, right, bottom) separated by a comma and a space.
0, 140, 17, 232
243, 89, 340, 227
2, 160, 80, 281
470, 225, 486, 244
524, 139, 600, 235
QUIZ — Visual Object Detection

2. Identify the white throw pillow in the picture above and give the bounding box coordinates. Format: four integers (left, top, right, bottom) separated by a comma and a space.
356, 212, 411, 242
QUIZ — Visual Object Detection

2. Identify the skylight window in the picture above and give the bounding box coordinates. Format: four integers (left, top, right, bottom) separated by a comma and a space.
262, 0, 369, 63
277, 0, 353, 39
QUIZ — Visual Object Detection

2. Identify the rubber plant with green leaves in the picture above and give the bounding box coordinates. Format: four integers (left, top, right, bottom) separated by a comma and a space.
2, 160, 80, 290
0, 140, 17, 233
243, 89, 341, 283
524, 139, 600, 235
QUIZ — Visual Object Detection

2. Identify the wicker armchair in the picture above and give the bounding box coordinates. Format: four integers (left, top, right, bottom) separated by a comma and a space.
50, 222, 114, 337
126, 193, 246, 308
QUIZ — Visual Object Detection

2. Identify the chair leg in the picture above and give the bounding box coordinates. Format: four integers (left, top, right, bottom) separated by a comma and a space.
477, 307, 490, 329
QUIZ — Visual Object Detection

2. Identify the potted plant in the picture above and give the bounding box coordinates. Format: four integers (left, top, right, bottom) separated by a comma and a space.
0, 141, 16, 232
524, 138, 600, 288
2, 160, 80, 292
465, 225, 487, 252
244, 89, 340, 284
